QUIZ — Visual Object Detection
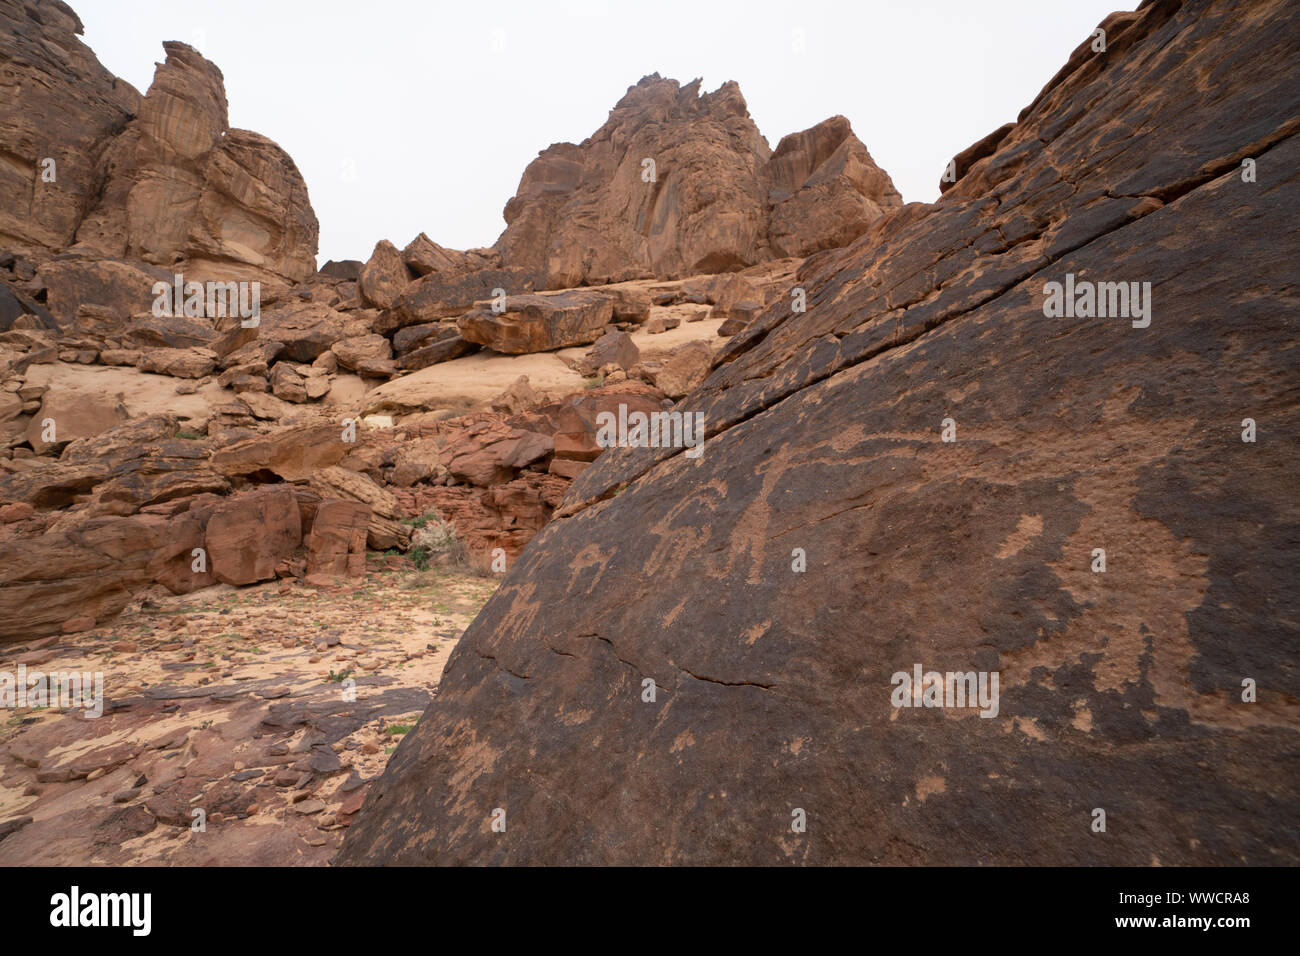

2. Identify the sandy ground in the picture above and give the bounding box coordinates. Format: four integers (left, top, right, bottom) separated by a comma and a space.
0, 559, 497, 865
22, 362, 228, 426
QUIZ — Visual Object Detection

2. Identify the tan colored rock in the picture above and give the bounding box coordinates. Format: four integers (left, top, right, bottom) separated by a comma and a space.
75, 43, 318, 283
651, 340, 712, 398
269, 363, 309, 403
259, 302, 347, 362
211, 423, 350, 481
401, 233, 495, 278
358, 240, 413, 310
458, 290, 613, 354
27, 389, 129, 455
122, 313, 220, 350
490, 376, 541, 415
389, 438, 444, 488
332, 334, 392, 371
307, 466, 410, 551
137, 347, 217, 379
578, 331, 639, 377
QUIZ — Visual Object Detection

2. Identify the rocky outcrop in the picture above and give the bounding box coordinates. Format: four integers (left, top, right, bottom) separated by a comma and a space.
0, 0, 141, 254
358, 240, 413, 310
339, 0, 1300, 865
74, 41, 318, 283
0, 4, 317, 281
492, 74, 901, 289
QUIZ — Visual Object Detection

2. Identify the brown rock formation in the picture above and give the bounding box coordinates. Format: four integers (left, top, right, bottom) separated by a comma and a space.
492, 74, 902, 289
340, 0, 1300, 865
457, 290, 614, 354
0, 0, 140, 254
0, 6, 317, 282
205, 485, 301, 586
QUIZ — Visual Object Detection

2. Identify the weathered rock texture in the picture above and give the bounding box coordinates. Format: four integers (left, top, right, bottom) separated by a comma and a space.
0, 5, 317, 282
0, 0, 140, 253
493, 74, 901, 289
339, 0, 1300, 865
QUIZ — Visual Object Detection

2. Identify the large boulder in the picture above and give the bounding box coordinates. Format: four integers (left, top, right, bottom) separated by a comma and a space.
307, 466, 411, 551
457, 290, 614, 354
385, 266, 535, 332
650, 339, 712, 399
402, 233, 494, 278
305, 499, 371, 586
358, 240, 413, 310
339, 0, 1300, 865
0, 512, 193, 642
211, 423, 350, 482
204, 485, 301, 586
258, 301, 348, 362
39, 258, 169, 328
27, 388, 129, 455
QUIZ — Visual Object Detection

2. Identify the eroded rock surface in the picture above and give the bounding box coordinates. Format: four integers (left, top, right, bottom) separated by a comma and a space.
493, 73, 901, 289
339, 0, 1300, 866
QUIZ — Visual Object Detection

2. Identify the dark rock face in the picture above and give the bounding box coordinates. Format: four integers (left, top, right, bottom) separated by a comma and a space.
339, 0, 1300, 865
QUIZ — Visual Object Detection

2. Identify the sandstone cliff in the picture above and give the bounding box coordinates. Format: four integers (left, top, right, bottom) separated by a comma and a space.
0, 1, 317, 283
493, 74, 903, 289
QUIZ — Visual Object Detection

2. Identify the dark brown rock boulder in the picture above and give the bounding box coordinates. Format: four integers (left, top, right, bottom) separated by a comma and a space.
39, 258, 169, 329
339, 0, 1300, 865
385, 266, 535, 333
401, 233, 495, 278
396, 331, 478, 371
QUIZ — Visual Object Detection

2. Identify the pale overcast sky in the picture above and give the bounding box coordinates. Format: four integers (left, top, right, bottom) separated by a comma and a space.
77, 0, 1127, 265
